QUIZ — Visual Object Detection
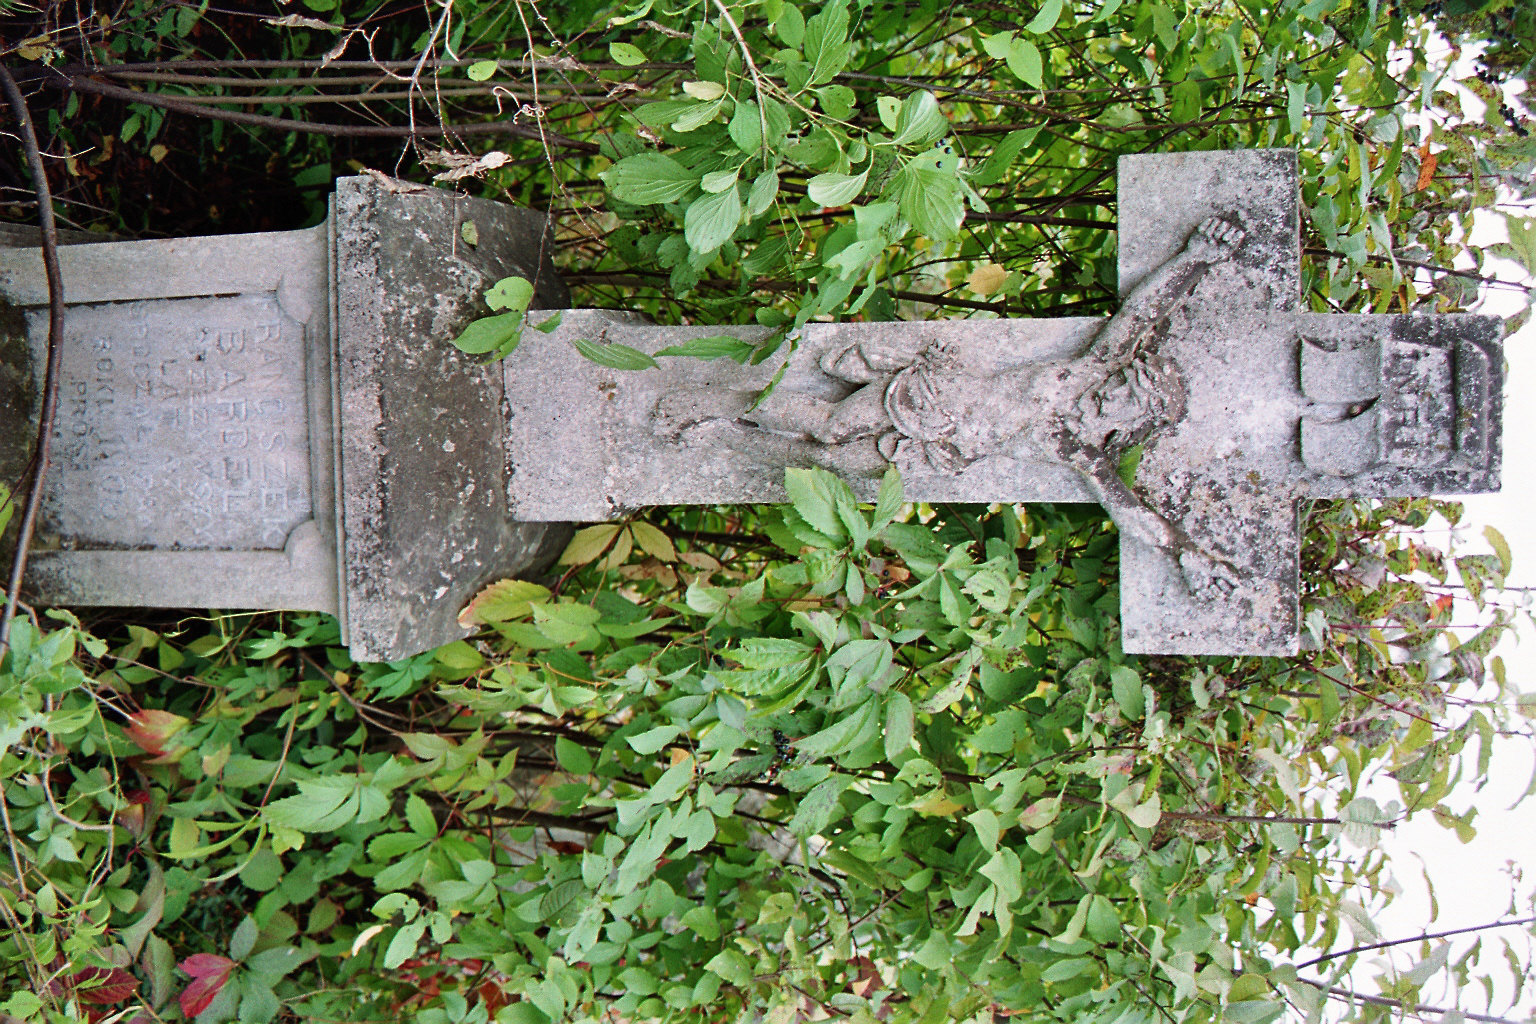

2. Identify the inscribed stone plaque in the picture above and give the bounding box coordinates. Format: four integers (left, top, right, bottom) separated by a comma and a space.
37, 294, 312, 551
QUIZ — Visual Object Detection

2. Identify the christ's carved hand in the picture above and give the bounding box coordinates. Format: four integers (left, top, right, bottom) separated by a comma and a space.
1178, 547, 1241, 602
1184, 217, 1245, 263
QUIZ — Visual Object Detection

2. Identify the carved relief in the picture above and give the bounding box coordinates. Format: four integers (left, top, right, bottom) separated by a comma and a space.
654, 217, 1250, 600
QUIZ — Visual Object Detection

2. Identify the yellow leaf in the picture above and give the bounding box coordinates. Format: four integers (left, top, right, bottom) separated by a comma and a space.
559, 523, 622, 565
457, 579, 551, 626
630, 522, 677, 562
911, 790, 964, 816
599, 527, 635, 571
967, 261, 1008, 296
149, 144, 168, 163
682, 80, 726, 101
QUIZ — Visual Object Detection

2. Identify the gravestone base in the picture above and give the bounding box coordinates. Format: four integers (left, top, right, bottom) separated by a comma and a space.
1, 177, 570, 662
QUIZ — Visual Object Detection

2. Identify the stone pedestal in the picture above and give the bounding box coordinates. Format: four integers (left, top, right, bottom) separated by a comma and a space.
0, 177, 570, 662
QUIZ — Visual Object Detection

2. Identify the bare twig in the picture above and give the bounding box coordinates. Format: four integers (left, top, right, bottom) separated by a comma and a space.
1303, 980, 1528, 1024
0, 65, 65, 654
44, 72, 601, 151
1295, 915, 1536, 971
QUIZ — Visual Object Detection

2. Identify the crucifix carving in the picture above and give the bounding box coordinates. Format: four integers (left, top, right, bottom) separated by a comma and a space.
503, 149, 1502, 656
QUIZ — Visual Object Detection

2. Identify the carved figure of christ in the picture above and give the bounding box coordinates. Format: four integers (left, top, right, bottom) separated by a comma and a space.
501, 149, 1501, 656
655, 218, 1251, 601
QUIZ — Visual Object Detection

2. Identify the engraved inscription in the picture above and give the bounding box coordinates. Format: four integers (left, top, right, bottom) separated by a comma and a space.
34, 293, 313, 550
1380, 340, 1454, 465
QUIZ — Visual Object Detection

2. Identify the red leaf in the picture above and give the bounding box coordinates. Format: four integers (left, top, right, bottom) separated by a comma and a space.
70, 966, 140, 1004
125, 709, 189, 758
177, 955, 235, 1018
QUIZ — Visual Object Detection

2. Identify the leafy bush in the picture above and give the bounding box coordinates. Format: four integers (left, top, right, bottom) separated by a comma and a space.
1, 0, 1533, 1020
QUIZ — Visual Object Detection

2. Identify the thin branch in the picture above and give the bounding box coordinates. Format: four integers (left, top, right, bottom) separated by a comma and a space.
1294, 915, 1536, 971
1304, 980, 1529, 1024
43, 72, 600, 151
0, 66, 64, 655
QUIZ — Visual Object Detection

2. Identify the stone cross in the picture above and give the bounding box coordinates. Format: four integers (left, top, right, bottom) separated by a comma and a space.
499, 149, 1502, 655
0, 150, 1502, 662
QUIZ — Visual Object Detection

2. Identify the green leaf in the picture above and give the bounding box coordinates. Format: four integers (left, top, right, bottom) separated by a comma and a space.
789, 775, 851, 836
893, 91, 949, 148
451, 312, 523, 356
1484, 525, 1512, 575
466, 60, 498, 81
627, 724, 681, 754
263, 777, 358, 832
383, 919, 426, 969
603, 153, 699, 205
1110, 665, 1145, 719
1023, 0, 1064, 33
701, 169, 739, 194
683, 186, 742, 254
1116, 443, 1144, 489
784, 467, 850, 542
609, 42, 647, 66
806, 169, 867, 206
1006, 37, 1043, 88
981, 32, 1014, 60
230, 915, 258, 961
654, 334, 755, 361
894, 157, 966, 240
729, 100, 764, 153
872, 465, 903, 530
972, 127, 1038, 186
485, 275, 534, 312
772, 2, 804, 46
570, 336, 659, 370
1085, 894, 1119, 944
802, 0, 851, 85
883, 691, 913, 761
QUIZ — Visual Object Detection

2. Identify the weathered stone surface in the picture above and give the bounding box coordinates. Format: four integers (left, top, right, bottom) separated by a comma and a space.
1, 178, 571, 661
331, 177, 571, 661
503, 149, 1502, 657
1, 225, 339, 614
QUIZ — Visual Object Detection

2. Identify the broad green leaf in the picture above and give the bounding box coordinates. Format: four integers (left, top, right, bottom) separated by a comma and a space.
1110, 665, 1145, 719
485, 275, 535, 312
729, 100, 764, 153
682, 80, 726, 101
603, 152, 699, 205
628, 724, 681, 755
383, 919, 425, 969
1023, 0, 1064, 33
609, 42, 647, 66
893, 91, 948, 148
466, 60, 498, 81
559, 524, 621, 566
555, 736, 594, 775
803, 0, 851, 85
806, 169, 867, 206
784, 467, 849, 541
451, 312, 522, 356
458, 578, 551, 624
683, 185, 742, 254
1006, 37, 1043, 88
701, 169, 739, 194
883, 692, 913, 760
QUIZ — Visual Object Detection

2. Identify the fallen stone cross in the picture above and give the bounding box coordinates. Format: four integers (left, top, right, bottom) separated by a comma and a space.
1, 149, 1502, 661
500, 149, 1502, 655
